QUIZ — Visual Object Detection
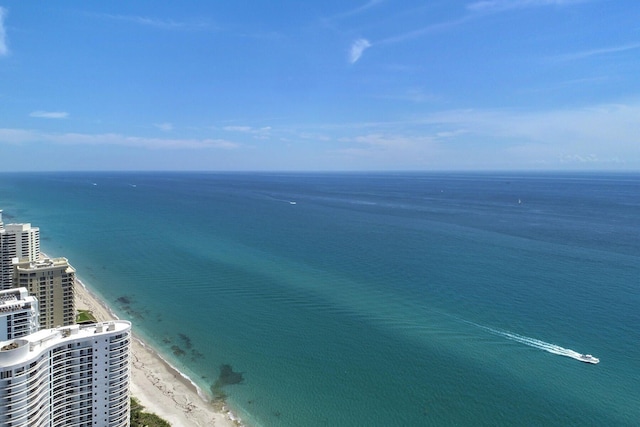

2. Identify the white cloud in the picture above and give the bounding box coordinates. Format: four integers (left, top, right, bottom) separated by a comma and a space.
154, 122, 174, 132
102, 14, 211, 31
421, 102, 640, 167
378, 0, 583, 46
328, 0, 384, 21
426, 103, 640, 143
379, 15, 475, 46
223, 126, 253, 132
30, 111, 69, 119
0, 7, 9, 56
349, 133, 421, 148
376, 87, 440, 103
349, 38, 371, 64
0, 128, 239, 150
551, 43, 640, 62
298, 132, 332, 142
0, 128, 37, 144
561, 154, 602, 163
333, 133, 440, 168
304, 101, 640, 169
338, 132, 437, 155
222, 125, 272, 139
467, 0, 585, 12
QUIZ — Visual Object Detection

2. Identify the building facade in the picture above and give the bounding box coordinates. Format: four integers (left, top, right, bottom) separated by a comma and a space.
0, 212, 41, 290
0, 288, 39, 341
3, 223, 41, 264
13, 258, 76, 329
0, 320, 132, 427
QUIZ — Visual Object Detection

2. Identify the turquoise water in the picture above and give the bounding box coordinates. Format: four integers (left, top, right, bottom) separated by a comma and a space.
1, 172, 638, 426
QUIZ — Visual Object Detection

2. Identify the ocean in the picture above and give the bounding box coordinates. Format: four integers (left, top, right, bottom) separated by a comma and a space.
0, 172, 638, 426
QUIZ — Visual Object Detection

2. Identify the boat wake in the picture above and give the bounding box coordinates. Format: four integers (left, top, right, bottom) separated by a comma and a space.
470, 323, 598, 364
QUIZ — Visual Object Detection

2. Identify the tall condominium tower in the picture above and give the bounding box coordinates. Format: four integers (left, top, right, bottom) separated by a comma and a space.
13, 258, 75, 329
0, 288, 39, 341
0, 213, 41, 290
3, 223, 41, 262
0, 320, 131, 427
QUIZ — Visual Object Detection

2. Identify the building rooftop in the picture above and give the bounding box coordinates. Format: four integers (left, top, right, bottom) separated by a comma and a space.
0, 320, 131, 367
3, 223, 37, 232
0, 287, 36, 313
13, 257, 75, 271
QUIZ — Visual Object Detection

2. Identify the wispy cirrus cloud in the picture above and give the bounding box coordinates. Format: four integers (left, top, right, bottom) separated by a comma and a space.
341, 133, 430, 148
222, 126, 253, 132
333, 132, 440, 168
30, 111, 69, 119
374, 0, 584, 48
0, 7, 9, 56
560, 153, 621, 164
0, 128, 35, 144
0, 128, 239, 150
349, 38, 371, 64
467, 0, 586, 12
320, 100, 640, 169
551, 42, 640, 62
423, 102, 640, 140
101, 14, 212, 31
420, 101, 640, 167
154, 122, 174, 132
329, 0, 385, 21
222, 125, 272, 139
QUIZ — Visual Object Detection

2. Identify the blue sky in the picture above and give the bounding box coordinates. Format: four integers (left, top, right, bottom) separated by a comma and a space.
1, 0, 639, 171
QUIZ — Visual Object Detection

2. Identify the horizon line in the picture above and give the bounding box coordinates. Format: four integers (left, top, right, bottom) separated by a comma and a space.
0, 169, 638, 175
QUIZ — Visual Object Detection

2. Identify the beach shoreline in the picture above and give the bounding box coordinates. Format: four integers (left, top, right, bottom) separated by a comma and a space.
74, 277, 245, 427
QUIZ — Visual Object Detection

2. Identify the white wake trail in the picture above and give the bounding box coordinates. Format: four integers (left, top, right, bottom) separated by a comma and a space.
467, 322, 595, 362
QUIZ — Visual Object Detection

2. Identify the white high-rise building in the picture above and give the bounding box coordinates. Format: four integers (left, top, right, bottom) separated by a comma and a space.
0, 320, 132, 427
3, 223, 40, 263
0, 212, 41, 290
0, 288, 39, 341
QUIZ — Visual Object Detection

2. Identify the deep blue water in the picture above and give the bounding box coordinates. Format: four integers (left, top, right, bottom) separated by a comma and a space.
1, 172, 638, 426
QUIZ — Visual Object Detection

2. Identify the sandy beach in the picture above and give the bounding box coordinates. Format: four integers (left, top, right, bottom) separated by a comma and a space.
74, 280, 244, 427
